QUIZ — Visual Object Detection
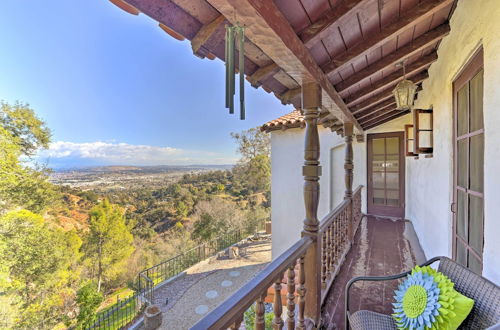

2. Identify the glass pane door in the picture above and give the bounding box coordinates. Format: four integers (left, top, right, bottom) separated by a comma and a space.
368, 132, 405, 217
453, 49, 484, 274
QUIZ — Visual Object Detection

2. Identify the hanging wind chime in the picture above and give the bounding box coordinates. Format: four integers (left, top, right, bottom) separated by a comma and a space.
225, 23, 246, 120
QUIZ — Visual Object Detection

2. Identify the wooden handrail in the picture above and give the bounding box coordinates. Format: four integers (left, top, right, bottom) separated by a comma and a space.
319, 199, 349, 232
191, 236, 313, 330
319, 185, 363, 232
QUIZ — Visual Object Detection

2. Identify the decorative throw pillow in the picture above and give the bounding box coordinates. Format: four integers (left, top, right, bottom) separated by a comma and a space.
392, 265, 474, 329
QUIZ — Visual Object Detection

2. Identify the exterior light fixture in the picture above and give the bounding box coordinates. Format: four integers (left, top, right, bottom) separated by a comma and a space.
393, 61, 418, 110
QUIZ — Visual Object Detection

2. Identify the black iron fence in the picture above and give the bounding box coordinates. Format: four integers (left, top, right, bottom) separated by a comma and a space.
87, 219, 267, 330
87, 292, 142, 330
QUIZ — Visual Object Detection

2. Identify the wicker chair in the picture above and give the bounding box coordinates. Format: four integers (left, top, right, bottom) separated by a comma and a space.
345, 256, 500, 330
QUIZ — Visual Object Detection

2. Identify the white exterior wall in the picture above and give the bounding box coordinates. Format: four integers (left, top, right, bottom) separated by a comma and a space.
270, 126, 366, 258
366, 0, 500, 284
270, 0, 500, 284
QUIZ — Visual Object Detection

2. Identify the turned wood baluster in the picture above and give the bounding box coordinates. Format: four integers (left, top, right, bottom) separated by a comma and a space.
327, 224, 332, 278
273, 277, 284, 329
321, 232, 327, 288
230, 315, 243, 330
297, 256, 306, 330
287, 264, 296, 329
255, 292, 266, 330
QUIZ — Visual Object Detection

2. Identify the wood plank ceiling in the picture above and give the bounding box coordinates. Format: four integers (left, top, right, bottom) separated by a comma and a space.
110, 0, 456, 132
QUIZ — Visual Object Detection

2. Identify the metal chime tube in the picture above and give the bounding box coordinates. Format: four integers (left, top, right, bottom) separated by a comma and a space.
225, 26, 230, 109
228, 26, 235, 114
238, 26, 245, 120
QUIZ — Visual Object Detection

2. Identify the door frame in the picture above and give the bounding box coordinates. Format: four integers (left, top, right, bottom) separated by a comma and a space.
367, 131, 406, 218
452, 47, 484, 271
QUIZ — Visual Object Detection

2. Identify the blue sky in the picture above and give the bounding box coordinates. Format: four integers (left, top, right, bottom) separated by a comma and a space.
0, 0, 292, 168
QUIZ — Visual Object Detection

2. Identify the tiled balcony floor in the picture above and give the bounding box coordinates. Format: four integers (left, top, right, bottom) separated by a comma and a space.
321, 216, 426, 329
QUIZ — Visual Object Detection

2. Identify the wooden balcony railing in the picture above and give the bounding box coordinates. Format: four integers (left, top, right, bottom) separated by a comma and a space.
191, 236, 313, 330
191, 186, 363, 330
320, 185, 363, 302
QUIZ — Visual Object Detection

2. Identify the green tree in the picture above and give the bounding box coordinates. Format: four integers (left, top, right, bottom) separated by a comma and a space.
85, 199, 134, 292
176, 200, 189, 218
76, 281, 103, 329
231, 128, 271, 195
0, 210, 81, 328
0, 102, 56, 213
230, 127, 270, 161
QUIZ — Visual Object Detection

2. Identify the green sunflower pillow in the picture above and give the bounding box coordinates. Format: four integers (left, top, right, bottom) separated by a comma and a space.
392, 265, 474, 329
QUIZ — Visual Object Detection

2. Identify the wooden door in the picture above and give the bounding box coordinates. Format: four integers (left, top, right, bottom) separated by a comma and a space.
367, 132, 405, 217
452, 49, 484, 274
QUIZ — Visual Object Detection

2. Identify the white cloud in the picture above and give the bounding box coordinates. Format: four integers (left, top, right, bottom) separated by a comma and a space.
38, 141, 237, 166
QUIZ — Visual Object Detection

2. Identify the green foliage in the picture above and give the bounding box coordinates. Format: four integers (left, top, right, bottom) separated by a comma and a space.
84, 200, 134, 292
0, 102, 57, 213
231, 127, 270, 161
244, 304, 274, 330
231, 127, 271, 195
0, 210, 82, 328
191, 197, 245, 242
76, 281, 104, 329
233, 154, 271, 194
0, 102, 51, 156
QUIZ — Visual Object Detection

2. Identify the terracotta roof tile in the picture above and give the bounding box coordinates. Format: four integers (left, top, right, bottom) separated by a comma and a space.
260, 110, 305, 132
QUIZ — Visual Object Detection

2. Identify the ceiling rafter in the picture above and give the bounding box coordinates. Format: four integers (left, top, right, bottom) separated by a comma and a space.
191, 15, 226, 59
321, 0, 453, 76
363, 109, 411, 130
246, 63, 281, 88
355, 100, 396, 120
204, 0, 363, 132
298, 0, 368, 48
358, 103, 399, 124
349, 83, 423, 114
335, 23, 450, 92
344, 54, 435, 106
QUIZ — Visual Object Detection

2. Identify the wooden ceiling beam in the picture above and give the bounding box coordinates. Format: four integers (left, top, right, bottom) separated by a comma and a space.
205, 0, 363, 132
358, 104, 399, 124
247, 63, 281, 88
321, 0, 453, 75
349, 84, 423, 114
298, 0, 367, 48
344, 53, 435, 106
191, 15, 226, 58
279, 87, 301, 105
335, 23, 450, 92
363, 110, 411, 130
355, 100, 396, 120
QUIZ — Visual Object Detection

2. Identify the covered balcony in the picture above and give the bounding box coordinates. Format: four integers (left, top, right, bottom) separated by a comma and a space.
107, 0, 500, 328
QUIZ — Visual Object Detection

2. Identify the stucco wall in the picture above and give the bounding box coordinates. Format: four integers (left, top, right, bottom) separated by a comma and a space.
366, 0, 500, 284
270, 0, 500, 284
270, 126, 366, 258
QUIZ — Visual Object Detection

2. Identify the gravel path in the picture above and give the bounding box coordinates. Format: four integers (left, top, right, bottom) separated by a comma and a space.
146, 239, 271, 330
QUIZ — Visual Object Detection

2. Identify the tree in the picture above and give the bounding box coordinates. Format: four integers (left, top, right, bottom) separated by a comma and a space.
191, 197, 245, 241
0, 102, 56, 213
230, 127, 270, 162
85, 200, 134, 292
0, 102, 51, 156
76, 281, 103, 329
0, 210, 81, 328
231, 127, 271, 195
176, 201, 189, 218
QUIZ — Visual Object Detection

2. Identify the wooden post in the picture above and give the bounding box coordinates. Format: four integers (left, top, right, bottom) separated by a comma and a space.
301, 81, 322, 327
344, 122, 354, 240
